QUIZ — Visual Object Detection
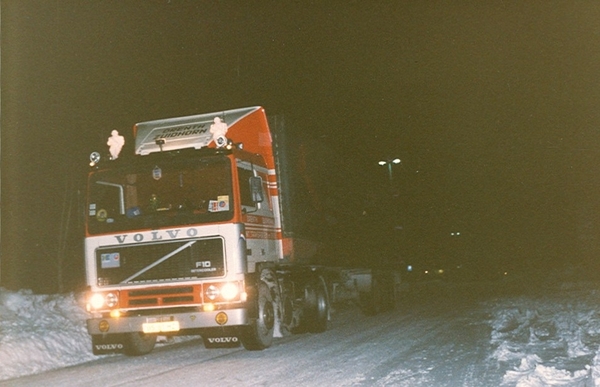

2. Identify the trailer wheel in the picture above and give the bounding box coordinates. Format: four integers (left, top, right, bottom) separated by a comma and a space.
382, 274, 397, 311
361, 276, 382, 316
123, 332, 157, 356
240, 281, 274, 350
361, 273, 395, 316
298, 275, 329, 334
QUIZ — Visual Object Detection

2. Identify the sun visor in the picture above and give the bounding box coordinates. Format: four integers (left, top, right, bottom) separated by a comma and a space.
134, 106, 261, 155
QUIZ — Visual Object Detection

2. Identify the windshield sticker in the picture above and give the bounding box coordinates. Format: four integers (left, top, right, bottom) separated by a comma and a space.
101, 253, 121, 269
89, 203, 97, 216
96, 209, 108, 222
126, 206, 142, 218
152, 165, 162, 180
209, 195, 229, 212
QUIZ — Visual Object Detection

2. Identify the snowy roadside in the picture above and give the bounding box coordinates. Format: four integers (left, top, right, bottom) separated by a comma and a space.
0, 289, 97, 381
487, 280, 600, 387
3, 277, 600, 386
0, 289, 194, 382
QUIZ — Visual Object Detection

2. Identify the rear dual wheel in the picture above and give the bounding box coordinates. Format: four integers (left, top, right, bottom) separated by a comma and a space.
240, 281, 275, 350
294, 275, 329, 334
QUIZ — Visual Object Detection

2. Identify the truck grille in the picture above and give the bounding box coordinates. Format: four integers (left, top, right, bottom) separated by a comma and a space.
96, 238, 224, 286
121, 285, 200, 308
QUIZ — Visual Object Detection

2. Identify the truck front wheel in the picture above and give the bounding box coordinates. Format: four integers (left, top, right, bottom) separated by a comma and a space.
240, 281, 274, 350
123, 332, 157, 356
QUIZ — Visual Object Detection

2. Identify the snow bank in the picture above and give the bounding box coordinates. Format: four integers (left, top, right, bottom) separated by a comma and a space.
0, 288, 97, 381
488, 281, 600, 387
0, 288, 197, 382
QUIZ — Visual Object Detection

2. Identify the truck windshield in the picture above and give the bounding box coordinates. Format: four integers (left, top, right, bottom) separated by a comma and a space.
87, 156, 233, 235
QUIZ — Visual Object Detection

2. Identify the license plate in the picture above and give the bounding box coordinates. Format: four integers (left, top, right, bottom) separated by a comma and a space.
142, 320, 180, 333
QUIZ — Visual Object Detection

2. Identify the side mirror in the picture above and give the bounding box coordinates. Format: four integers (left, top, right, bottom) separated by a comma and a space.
249, 176, 264, 203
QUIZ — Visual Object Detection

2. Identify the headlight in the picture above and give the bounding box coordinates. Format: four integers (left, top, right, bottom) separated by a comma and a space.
105, 292, 118, 308
205, 285, 220, 300
89, 293, 105, 310
220, 283, 239, 301
203, 282, 242, 302
87, 292, 119, 311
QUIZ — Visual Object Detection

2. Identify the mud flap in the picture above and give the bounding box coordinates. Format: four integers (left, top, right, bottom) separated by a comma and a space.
202, 335, 242, 348
91, 334, 126, 355
201, 328, 242, 348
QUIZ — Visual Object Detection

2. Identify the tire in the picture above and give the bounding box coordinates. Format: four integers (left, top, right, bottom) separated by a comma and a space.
280, 292, 295, 333
381, 274, 397, 311
297, 275, 329, 334
361, 277, 383, 316
362, 274, 396, 316
123, 332, 157, 356
240, 281, 275, 350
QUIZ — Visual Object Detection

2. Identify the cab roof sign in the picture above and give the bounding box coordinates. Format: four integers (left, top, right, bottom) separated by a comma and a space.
134, 106, 261, 155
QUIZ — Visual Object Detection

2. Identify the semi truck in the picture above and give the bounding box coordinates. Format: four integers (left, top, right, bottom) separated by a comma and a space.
84, 106, 398, 356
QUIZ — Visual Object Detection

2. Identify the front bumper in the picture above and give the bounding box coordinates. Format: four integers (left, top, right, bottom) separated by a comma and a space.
86, 307, 248, 335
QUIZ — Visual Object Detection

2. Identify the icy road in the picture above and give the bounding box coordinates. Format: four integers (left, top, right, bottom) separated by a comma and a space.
3, 275, 600, 386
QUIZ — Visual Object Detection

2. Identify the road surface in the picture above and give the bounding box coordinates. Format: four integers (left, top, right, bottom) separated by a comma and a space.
0, 282, 534, 386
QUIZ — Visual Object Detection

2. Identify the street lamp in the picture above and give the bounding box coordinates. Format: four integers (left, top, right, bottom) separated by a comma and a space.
378, 158, 401, 182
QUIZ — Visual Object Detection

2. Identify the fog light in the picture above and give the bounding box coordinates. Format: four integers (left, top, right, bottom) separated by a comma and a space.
215, 312, 228, 325
110, 310, 121, 318
203, 303, 215, 312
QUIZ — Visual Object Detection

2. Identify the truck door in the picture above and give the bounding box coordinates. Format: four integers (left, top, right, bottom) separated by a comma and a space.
237, 162, 278, 265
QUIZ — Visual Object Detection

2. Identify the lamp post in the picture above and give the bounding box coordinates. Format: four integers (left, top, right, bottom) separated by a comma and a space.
378, 158, 403, 267
378, 158, 401, 183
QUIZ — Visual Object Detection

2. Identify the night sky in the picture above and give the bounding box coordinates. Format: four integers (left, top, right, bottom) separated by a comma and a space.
3, 1, 600, 293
